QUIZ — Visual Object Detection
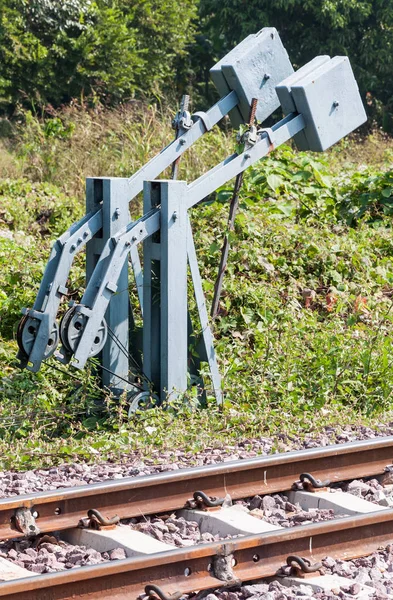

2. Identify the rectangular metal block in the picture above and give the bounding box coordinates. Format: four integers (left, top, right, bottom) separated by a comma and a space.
217, 28, 294, 126
276, 56, 330, 114
210, 34, 255, 127
275, 55, 330, 149
290, 56, 367, 151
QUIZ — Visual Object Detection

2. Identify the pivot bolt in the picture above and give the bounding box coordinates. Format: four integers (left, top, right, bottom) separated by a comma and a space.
180, 138, 186, 146
333, 100, 340, 108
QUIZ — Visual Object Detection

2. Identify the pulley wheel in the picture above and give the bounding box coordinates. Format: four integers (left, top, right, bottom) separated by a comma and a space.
60, 306, 108, 358
17, 314, 59, 360
128, 391, 158, 416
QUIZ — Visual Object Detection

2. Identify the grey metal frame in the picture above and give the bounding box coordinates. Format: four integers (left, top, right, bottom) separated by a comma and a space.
19, 91, 238, 375
18, 41, 366, 407
63, 112, 305, 404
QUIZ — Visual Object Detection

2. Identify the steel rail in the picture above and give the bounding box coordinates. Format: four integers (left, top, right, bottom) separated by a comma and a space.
1, 436, 393, 541
1, 509, 393, 599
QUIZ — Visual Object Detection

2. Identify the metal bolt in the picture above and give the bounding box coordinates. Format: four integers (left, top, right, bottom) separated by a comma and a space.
83, 231, 89, 239
264, 73, 271, 80
333, 100, 340, 108
173, 211, 178, 221
125, 241, 131, 247
70, 244, 76, 252
180, 138, 186, 145
131, 235, 137, 242
114, 208, 121, 218
244, 153, 251, 159
77, 237, 82, 244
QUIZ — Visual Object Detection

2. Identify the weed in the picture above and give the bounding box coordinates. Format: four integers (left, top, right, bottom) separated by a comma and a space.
0, 104, 393, 468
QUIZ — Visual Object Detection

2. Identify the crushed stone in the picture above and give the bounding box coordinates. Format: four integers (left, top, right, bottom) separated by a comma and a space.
0, 534, 126, 573
1, 424, 393, 497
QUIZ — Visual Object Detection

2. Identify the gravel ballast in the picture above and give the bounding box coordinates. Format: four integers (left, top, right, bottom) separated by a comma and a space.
189, 545, 393, 599
1, 425, 392, 498
0, 535, 126, 574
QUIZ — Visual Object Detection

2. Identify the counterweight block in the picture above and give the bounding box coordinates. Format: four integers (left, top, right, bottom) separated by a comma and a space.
210, 27, 294, 127
277, 56, 367, 152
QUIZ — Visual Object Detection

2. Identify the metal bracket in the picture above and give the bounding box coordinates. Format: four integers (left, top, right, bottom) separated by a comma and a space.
193, 111, 213, 131
13, 507, 40, 538
258, 127, 276, 151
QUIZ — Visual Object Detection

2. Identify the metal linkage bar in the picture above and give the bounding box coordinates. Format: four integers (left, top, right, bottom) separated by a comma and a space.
186, 216, 222, 404
17, 91, 239, 374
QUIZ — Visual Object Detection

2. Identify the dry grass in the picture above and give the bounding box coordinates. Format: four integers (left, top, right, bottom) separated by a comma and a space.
0, 101, 233, 200
0, 102, 391, 202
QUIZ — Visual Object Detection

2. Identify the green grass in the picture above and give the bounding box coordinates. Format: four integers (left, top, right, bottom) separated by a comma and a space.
1, 104, 393, 470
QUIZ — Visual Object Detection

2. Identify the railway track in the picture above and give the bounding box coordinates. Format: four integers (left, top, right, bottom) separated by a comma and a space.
1, 436, 393, 598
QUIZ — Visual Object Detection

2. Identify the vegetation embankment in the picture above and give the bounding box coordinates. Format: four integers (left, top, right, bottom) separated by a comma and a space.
0, 104, 393, 469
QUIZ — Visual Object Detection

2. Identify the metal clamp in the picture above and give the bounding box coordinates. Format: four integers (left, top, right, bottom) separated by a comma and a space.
258, 127, 276, 150
193, 111, 213, 132
242, 124, 258, 147
293, 473, 330, 492
192, 491, 225, 509
172, 95, 193, 132
145, 584, 182, 600
13, 507, 41, 538
80, 509, 120, 530
286, 555, 322, 577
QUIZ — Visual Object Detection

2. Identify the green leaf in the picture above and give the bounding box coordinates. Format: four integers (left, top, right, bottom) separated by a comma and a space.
267, 174, 285, 191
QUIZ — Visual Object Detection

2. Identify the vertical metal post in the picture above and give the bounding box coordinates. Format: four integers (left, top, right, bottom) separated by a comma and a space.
143, 180, 189, 402
143, 182, 161, 396
160, 180, 188, 399
85, 178, 103, 283
86, 177, 131, 397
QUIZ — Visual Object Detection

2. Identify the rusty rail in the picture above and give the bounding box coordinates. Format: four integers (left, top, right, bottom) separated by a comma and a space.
1, 509, 393, 599
1, 436, 393, 540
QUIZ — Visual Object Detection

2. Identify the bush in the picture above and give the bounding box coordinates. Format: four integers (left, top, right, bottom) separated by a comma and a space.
0, 0, 198, 111
193, 0, 393, 126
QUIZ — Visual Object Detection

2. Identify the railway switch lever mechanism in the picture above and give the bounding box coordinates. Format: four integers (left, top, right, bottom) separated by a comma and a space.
17, 29, 367, 408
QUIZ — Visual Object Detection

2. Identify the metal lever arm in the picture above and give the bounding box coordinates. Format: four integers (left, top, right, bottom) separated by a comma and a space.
186, 112, 305, 208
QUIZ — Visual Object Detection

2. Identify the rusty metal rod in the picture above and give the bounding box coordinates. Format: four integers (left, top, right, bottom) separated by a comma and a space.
0, 436, 392, 540
1, 509, 393, 598
211, 97, 258, 319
